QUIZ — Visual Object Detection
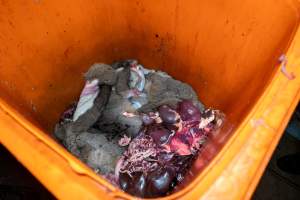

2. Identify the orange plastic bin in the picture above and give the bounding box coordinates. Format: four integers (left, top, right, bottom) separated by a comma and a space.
0, 0, 300, 199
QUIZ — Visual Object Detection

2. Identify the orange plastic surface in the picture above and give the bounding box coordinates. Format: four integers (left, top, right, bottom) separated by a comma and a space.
0, 0, 300, 199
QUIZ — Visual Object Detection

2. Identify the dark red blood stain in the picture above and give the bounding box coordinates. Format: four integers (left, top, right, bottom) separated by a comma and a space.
64, 46, 73, 59
59, 103, 76, 123
177, 132, 192, 145
169, 137, 191, 156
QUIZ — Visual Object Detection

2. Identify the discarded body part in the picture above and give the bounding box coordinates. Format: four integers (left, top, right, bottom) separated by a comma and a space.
54, 60, 224, 198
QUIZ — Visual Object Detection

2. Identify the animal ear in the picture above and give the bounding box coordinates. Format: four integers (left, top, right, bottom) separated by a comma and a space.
84, 63, 117, 85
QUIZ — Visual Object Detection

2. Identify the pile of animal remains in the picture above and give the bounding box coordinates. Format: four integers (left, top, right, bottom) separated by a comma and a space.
54, 60, 224, 198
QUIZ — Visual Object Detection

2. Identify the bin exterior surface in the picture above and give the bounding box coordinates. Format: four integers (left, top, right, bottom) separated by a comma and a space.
0, 0, 300, 199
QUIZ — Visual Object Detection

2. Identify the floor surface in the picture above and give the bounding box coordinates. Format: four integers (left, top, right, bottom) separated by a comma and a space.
252, 133, 300, 200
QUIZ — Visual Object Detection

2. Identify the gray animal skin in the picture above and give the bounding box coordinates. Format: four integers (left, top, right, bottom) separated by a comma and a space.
54, 61, 205, 175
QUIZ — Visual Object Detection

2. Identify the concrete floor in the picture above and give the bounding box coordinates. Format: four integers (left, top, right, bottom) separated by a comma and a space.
0, 145, 54, 200
252, 133, 300, 200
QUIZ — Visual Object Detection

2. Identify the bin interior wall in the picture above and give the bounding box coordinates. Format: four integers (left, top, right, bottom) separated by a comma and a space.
0, 0, 298, 177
